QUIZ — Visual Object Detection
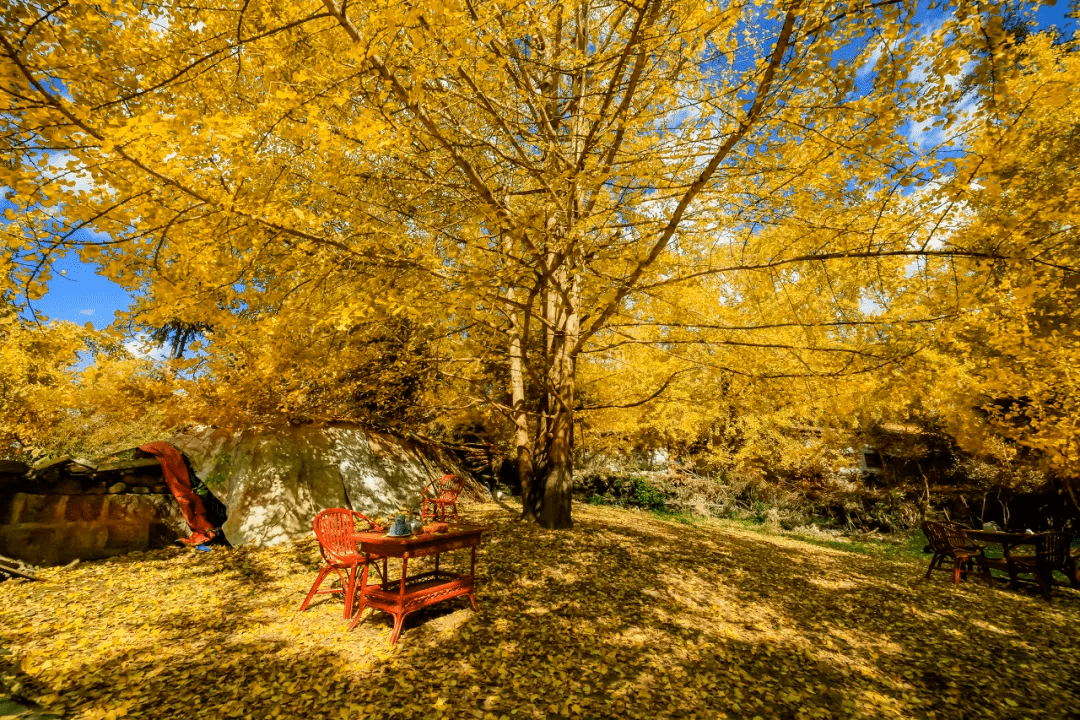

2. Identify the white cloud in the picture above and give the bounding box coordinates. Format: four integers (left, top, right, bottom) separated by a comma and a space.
145, 9, 171, 34
857, 44, 886, 81
906, 116, 947, 151
79, 309, 95, 316
124, 334, 171, 362
45, 151, 97, 194
859, 295, 885, 316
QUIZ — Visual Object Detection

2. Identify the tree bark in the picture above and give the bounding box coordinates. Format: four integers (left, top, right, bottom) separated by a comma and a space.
539, 385, 575, 529
538, 334, 577, 529
536, 263, 580, 529
508, 287, 537, 521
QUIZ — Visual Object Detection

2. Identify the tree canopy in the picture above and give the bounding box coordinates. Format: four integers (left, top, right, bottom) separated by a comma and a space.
2, 0, 1077, 525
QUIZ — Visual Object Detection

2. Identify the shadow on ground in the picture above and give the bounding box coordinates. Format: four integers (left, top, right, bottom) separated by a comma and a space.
1, 501, 1078, 719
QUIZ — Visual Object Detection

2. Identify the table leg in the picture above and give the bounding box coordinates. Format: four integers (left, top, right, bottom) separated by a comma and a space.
390, 613, 406, 644
387, 555, 409, 644
1003, 542, 1021, 589
347, 560, 371, 631
345, 565, 358, 620
469, 545, 478, 611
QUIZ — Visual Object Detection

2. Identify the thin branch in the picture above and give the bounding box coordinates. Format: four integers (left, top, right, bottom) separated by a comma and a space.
578, 370, 685, 411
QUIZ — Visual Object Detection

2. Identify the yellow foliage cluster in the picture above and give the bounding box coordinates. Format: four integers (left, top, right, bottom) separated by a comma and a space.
577, 26, 1080, 489
0, 0, 1076, 508
0, 309, 84, 455
934, 32, 1080, 479
0, 310, 174, 460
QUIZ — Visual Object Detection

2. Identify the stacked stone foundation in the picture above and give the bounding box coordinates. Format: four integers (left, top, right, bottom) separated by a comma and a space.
0, 458, 188, 566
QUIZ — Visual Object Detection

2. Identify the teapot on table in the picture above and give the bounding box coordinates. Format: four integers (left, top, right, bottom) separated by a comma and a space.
388, 514, 411, 536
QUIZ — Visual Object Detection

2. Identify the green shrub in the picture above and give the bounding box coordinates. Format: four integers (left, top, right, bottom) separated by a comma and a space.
628, 476, 666, 510
651, 508, 697, 525
584, 477, 668, 510
751, 500, 768, 524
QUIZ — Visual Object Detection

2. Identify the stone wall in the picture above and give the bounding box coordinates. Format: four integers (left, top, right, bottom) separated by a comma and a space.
0, 458, 188, 566
0, 492, 188, 566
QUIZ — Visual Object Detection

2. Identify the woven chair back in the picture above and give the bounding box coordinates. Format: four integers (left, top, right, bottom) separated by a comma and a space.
313, 509, 376, 564
432, 474, 465, 500
941, 523, 972, 549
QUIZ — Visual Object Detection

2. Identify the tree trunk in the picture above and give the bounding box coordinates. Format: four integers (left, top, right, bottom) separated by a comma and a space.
535, 268, 580, 529
538, 336, 576, 529
508, 289, 537, 521
539, 388, 574, 529
530, 0, 587, 530
1065, 477, 1080, 513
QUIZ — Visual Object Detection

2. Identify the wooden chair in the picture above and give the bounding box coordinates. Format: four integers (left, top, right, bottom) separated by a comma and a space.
1008, 532, 1072, 601
421, 474, 466, 522
299, 509, 383, 620
922, 521, 988, 585
920, 520, 968, 554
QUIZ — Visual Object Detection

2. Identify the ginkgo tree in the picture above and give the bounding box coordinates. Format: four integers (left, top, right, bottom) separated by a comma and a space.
1, 0, 1055, 527
901, 25, 1080, 507
0, 305, 83, 455
0, 303, 172, 459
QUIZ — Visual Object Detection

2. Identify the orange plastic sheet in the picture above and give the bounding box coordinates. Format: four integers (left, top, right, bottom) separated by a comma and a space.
139, 441, 216, 541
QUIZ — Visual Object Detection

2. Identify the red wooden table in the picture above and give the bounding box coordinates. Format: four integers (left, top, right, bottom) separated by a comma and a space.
348, 524, 490, 643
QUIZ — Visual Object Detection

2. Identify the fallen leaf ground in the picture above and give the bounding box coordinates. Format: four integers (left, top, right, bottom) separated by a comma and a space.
2, 501, 1078, 720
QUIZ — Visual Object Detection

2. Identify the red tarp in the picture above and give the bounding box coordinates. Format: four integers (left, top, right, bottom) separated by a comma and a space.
139, 441, 216, 544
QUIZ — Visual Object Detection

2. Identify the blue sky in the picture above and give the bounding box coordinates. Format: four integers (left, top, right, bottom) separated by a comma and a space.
28, 250, 132, 330
1035, 1, 1077, 35
16, 2, 1077, 333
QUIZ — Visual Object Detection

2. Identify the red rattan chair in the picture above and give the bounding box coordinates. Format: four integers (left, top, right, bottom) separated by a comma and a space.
421, 474, 466, 522
299, 509, 383, 619
923, 521, 988, 585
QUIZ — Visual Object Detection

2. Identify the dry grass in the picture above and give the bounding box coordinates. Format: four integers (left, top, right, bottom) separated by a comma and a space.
1, 500, 1078, 719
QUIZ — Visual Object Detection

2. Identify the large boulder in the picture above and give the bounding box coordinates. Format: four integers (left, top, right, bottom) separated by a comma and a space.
171, 424, 485, 547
